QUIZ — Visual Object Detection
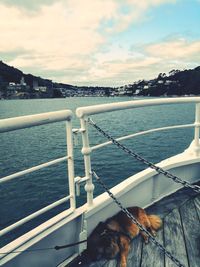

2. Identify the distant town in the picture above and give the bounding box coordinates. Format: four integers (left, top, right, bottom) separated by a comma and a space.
0, 60, 200, 99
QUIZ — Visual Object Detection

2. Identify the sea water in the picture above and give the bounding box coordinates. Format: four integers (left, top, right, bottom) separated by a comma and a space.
0, 97, 195, 246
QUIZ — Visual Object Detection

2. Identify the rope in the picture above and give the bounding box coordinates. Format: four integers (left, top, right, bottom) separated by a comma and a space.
55, 240, 87, 250
0, 239, 87, 255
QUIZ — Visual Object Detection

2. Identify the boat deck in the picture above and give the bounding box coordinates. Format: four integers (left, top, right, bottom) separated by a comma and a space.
68, 184, 200, 267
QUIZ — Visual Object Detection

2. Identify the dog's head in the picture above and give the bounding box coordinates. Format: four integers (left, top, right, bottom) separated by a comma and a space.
87, 222, 120, 261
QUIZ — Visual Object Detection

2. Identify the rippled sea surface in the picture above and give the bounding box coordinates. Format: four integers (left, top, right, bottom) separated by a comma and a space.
0, 97, 195, 245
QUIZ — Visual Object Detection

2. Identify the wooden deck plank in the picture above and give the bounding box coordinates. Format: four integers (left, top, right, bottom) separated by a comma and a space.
89, 259, 116, 267
89, 260, 107, 267
90, 236, 143, 267
179, 198, 200, 267
127, 235, 142, 267
164, 208, 189, 267
194, 194, 200, 221
86, 257, 116, 267
67, 186, 200, 267
140, 227, 164, 267
100, 258, 117, 267
146, 183, 199, 220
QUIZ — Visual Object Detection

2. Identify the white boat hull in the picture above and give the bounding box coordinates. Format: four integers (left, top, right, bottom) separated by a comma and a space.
1, 146, 200, 267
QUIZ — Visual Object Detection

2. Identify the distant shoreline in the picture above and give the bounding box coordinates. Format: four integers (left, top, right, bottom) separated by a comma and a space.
1, 94, 199, 101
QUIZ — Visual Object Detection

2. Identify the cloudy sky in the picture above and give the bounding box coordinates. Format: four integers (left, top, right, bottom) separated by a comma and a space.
0, 0, 200, 87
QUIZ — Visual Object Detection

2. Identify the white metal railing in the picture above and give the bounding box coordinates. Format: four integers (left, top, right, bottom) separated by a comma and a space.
1, 196, 71, 236
76, 97, 200, 118
1, 98, 200, 236
0, 156, 68, 184
76, 97, 200, 207
91, 123, 194, 151
0, 110, 76, 237
0, 110, 72, 133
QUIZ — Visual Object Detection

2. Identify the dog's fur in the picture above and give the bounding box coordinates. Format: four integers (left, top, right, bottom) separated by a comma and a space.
87, 206, 162, 267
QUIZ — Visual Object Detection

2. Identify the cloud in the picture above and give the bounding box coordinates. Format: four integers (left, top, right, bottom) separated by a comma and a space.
0, 0, 177, 57
103, 0, 177, 32
0, 0, 199, 86
84, 37, 200, 86
0, 1, 117, 66
0, 1, 109, 75
145, 38, 200, 60
0, 48, 30, 62
0, 0, 57, 12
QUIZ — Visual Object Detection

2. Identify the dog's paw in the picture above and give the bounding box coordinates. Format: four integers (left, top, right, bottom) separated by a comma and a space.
152, 230, 156, 237
120, 261, 127, 267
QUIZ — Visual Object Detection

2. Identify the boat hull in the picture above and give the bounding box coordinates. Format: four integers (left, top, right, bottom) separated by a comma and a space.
1, 148, 200, 267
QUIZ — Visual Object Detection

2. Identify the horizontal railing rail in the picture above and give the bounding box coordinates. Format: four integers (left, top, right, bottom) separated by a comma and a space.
0, 196, 71, 237
0, 110, 72, 133
76, 97, 200, 207
91, 123, 194, 151
76, 97, 200, 118
0, 156, 68, 184
0, 110, 76, 237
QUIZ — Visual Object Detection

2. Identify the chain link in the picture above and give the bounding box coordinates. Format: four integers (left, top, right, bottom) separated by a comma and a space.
88, 118, 200, 194
92, 170, 185, 267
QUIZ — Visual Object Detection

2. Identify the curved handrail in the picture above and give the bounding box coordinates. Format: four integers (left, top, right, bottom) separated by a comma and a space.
0, 156, 68, 184
0, 109, 76, 238
0, 110, 73, 133
0, 196, 71, 237
76, 97, 200, 118
77, 97, 200, 207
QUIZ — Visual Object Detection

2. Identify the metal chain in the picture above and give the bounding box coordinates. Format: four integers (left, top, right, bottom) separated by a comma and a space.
88, 118, 200, 194
92, 170, 185, 267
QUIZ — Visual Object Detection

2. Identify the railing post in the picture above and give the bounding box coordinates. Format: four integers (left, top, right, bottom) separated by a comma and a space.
190, 102, 200, 156
80, 117, 94, 207
184, 102, 200, 156
194, 103, 200, 146
66, 119, 76, 210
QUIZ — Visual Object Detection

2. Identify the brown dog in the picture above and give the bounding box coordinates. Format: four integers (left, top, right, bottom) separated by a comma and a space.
87, 206, 162, 267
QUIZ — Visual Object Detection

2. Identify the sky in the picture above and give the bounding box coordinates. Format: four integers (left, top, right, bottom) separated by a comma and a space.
0, 0, 200, 87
